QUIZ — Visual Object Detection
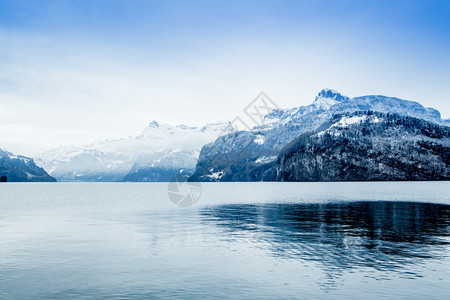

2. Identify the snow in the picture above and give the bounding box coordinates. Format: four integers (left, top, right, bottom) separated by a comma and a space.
331, 115, 381, 129
35, 121, 230, 181
255, 156, 277, 164
207, 171, 223, 180
312, 97, 340, 110
316, 115, 382, 137
254, 135, 265, 145
0, 149, 33, 165
336, 115, 369, 126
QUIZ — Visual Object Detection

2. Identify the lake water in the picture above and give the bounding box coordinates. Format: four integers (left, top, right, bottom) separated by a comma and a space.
0, 182, 449, 299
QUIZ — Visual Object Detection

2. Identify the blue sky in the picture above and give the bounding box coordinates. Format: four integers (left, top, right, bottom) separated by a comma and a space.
0, 0, 449, 155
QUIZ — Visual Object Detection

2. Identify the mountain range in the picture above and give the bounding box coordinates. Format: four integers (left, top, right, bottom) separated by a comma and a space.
189, 89, 449, 181
3, 88, 447, 183
35, 122, 231, 182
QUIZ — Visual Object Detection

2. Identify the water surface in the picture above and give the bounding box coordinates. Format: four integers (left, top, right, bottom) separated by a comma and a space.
0, 182, 449, 299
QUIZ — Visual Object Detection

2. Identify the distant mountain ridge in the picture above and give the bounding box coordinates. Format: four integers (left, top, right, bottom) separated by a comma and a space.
0, 149, 56, 182
190, 89, 449, 181
35, 122, 231, 182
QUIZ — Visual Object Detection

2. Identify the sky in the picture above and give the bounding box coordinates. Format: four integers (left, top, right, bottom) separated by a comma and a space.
0, 0, 449, 156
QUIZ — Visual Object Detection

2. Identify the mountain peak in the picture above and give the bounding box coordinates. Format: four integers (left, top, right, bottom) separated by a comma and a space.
316, 89, 349, 102
148, 121, 159, 128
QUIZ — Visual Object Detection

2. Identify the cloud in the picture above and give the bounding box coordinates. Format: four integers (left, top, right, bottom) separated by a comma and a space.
0, 1, 449, 156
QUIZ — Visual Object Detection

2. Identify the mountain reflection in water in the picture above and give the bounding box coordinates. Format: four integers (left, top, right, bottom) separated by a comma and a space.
200, 201, 450, 285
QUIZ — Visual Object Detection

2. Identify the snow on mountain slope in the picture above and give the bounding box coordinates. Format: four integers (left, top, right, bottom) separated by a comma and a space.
190, 89, 449, 181
272, 111, 450, 181
0, 149, 56, 182
35, 122, 231, 181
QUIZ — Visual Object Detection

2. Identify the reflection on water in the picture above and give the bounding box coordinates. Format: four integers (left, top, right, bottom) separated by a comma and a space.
201, 201, 450, 286
1, 183, 450, 299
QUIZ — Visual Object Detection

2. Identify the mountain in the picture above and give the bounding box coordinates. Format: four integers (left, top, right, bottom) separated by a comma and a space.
269, 111, 449, 181
35, 122, 231, 182
0, 149, 56, 182
189, 89, 449, 181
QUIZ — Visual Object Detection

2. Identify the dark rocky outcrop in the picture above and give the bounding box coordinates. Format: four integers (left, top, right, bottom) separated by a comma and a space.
270, 112, 449, 181
0, 149, 56, 182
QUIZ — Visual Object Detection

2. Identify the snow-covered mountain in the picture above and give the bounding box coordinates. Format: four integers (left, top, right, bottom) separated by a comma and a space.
0, 149, 56, 182
271, 111, 449, 181
190, 89, 449, 181
35, 122, 231, 181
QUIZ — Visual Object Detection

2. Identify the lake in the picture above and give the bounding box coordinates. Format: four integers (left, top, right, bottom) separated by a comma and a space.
0, 182, 449, 299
